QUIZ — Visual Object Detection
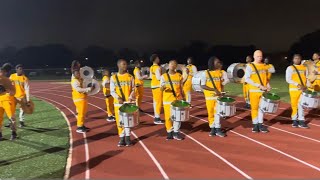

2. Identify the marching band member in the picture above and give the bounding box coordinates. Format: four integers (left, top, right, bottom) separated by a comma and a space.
102, 69, 115, 122
183, 57, 197, 105
264, 57, 276, 80
244, 50, 271, 133
150, 54, 165, 124
9, 64, 30, 127
71, 69, 94, 133
160, 60, 185, 140
285, 54, 309, 128
133, 60, 149, 112
110, 59, 136, 147
201, 57, 228, 137
311, 52, 320, 91
243, 56, 253, 108
0, 63, 17, 140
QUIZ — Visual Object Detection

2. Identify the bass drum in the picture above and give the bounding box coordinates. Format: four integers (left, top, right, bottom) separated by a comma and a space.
192, 71, 204, 92
227, 63, 246, 83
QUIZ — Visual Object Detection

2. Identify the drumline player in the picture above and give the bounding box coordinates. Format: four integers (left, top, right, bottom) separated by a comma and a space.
285, 54, 309, 128
183, 57, 197, 105
102, 69, 115, 122
133, 60, 149, 112
160, 60, 186, 140
244, 50, 271, 133
149, 54, 165, 124
110, 59, 136, 147
311, 52, 320, 91
200, 57, 228, 137
243, 56, 253, 109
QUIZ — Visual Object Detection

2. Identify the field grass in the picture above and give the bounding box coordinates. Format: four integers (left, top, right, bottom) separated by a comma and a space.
0, 98, 69, 179
144, 74, 291, 103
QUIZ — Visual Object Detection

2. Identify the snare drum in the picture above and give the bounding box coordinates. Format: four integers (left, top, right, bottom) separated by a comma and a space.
119, 103, 140, 128
170, 100, 190, 122
299, 90, 320, 109
192, 71, 204, 92
259, 92, 280, 113
216, 97, 236, 117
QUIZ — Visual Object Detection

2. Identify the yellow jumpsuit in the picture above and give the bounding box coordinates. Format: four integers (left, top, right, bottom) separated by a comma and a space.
134, 67, 144, 107
71, 77, 90, 127
110, 73, 135, 137
285, 65, 307, 121
201, 70, 224, 128
243, 63, 250, 104
102, 75, 114, 117
160, 72, 183, 132
150, 64, 162, 118
183, 64, 197, 103
311, 60, 320, 91
244, 63, 269, 124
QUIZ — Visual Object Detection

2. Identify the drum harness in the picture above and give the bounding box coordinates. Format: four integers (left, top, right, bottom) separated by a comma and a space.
207, 70, 226, 117
292, 65, 305, 87
251, 63, 269, 112
166, 72, 177, 99
115, 74, 127, 102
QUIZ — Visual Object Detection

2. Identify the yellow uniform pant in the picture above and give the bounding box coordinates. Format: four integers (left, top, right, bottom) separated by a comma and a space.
243, 83, 250, 104
105, 95, 114, 117
312, 80, 320, 91
183, 79, 192, 103
205, 98, 221, 128
0, 100, 17, 132
289, 90, 305, 120
74, 99, 88, 127
163, 104, 181, 133
114, 104, 130, 137
135, 86, 144, 107
249, 91, 264, 124
152, 88, 162, 118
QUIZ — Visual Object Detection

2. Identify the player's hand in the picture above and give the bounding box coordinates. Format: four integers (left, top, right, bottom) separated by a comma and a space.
259, 85, 267, 91
214, 89, 222, 96
26, 101, 31, 106
143, 75, 149, 79
118, 98, 124, 104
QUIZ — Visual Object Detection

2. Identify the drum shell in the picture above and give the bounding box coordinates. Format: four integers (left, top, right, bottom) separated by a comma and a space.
170, 106, 190, 122
259, 97, 279, 113
216, 100, 236, 117
119, 110, 140, 128
299, 93, 320, 109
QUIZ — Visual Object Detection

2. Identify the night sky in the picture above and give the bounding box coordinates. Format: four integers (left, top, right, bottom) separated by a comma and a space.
0, 0, 319, 53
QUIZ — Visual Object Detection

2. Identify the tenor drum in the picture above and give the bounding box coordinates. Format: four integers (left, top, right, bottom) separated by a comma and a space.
119, 103, 140, 128
170, 100, 190, 122
227, 63, 246, 83
192, 71, 204, 92
216, 97, 236, 117
299, 90, 320, 109
259, 92, 280, 113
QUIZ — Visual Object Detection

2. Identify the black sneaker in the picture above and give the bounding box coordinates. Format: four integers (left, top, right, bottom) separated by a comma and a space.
166, 132, 173, 140
298, 121, 309, 129
215, 128, 226, 137
173, 132, 183, 141
209, 128, 216, 137
4, 122, 11, 128
244, 103, 251, 109
76, 126, 87, 134
107, 116, 116, 122
0, 132, 3, 141
118, 137, 125, 147
125, 136, 132, 147
154, 118, 164, 125
292, 120, 299, 128
83, 126, 90, 131
252, 124, 259, 133
10, 131, 17, 141
19, 121, 26, 128
258, 123, 269, 133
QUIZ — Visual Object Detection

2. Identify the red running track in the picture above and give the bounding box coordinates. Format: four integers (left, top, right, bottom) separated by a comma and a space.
30, 82, 320, 179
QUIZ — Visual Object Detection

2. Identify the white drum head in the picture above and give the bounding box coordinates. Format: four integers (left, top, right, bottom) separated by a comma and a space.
80, 66, 94, 79
83, 79, 101, 96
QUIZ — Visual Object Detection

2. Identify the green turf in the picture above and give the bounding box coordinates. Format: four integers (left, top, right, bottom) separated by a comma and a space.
0, 98, 69, 179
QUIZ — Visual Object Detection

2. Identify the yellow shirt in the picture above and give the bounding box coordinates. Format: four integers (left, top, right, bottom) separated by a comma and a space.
266, 64, 275, 80
102, 76, 111, 96
186, 64, 197, 79
133, 67, 144, 86
71, 77, 88, 100
315, 60, 320, 80
286, 65, 307, 90
0, 76, 15, 102
10, 73, 29, 99
160, 72, 183, 104
200, 70, 223, 98
246, 63, 269, 91
150, 64, 161, 88
110, 73, 134, 104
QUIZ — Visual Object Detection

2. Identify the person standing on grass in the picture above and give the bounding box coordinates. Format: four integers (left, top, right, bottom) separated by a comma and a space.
160, 60, 186, 140
244, 50, 271, 133
102, 69, 115, 122
149, 54, 165, 125
110, 59, 136, 147
311, 52, 320, 91
71, 69, 94, 133
285, 54, 309, 129
243, 55, 253, 109
200, 57, 228, 137
133, 60, 149, 112
183, 57, 197, 105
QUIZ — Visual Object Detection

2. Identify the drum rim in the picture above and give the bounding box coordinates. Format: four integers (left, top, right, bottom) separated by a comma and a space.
261, 95, 280, 103
302, 91, 319, 98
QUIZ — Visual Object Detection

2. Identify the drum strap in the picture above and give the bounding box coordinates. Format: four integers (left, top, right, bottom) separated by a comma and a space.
115, 74, 126, 102
166, 73, 177, 98
251, 63, 264, 86
207, 70, 218, 90
292, 65, 305, 87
